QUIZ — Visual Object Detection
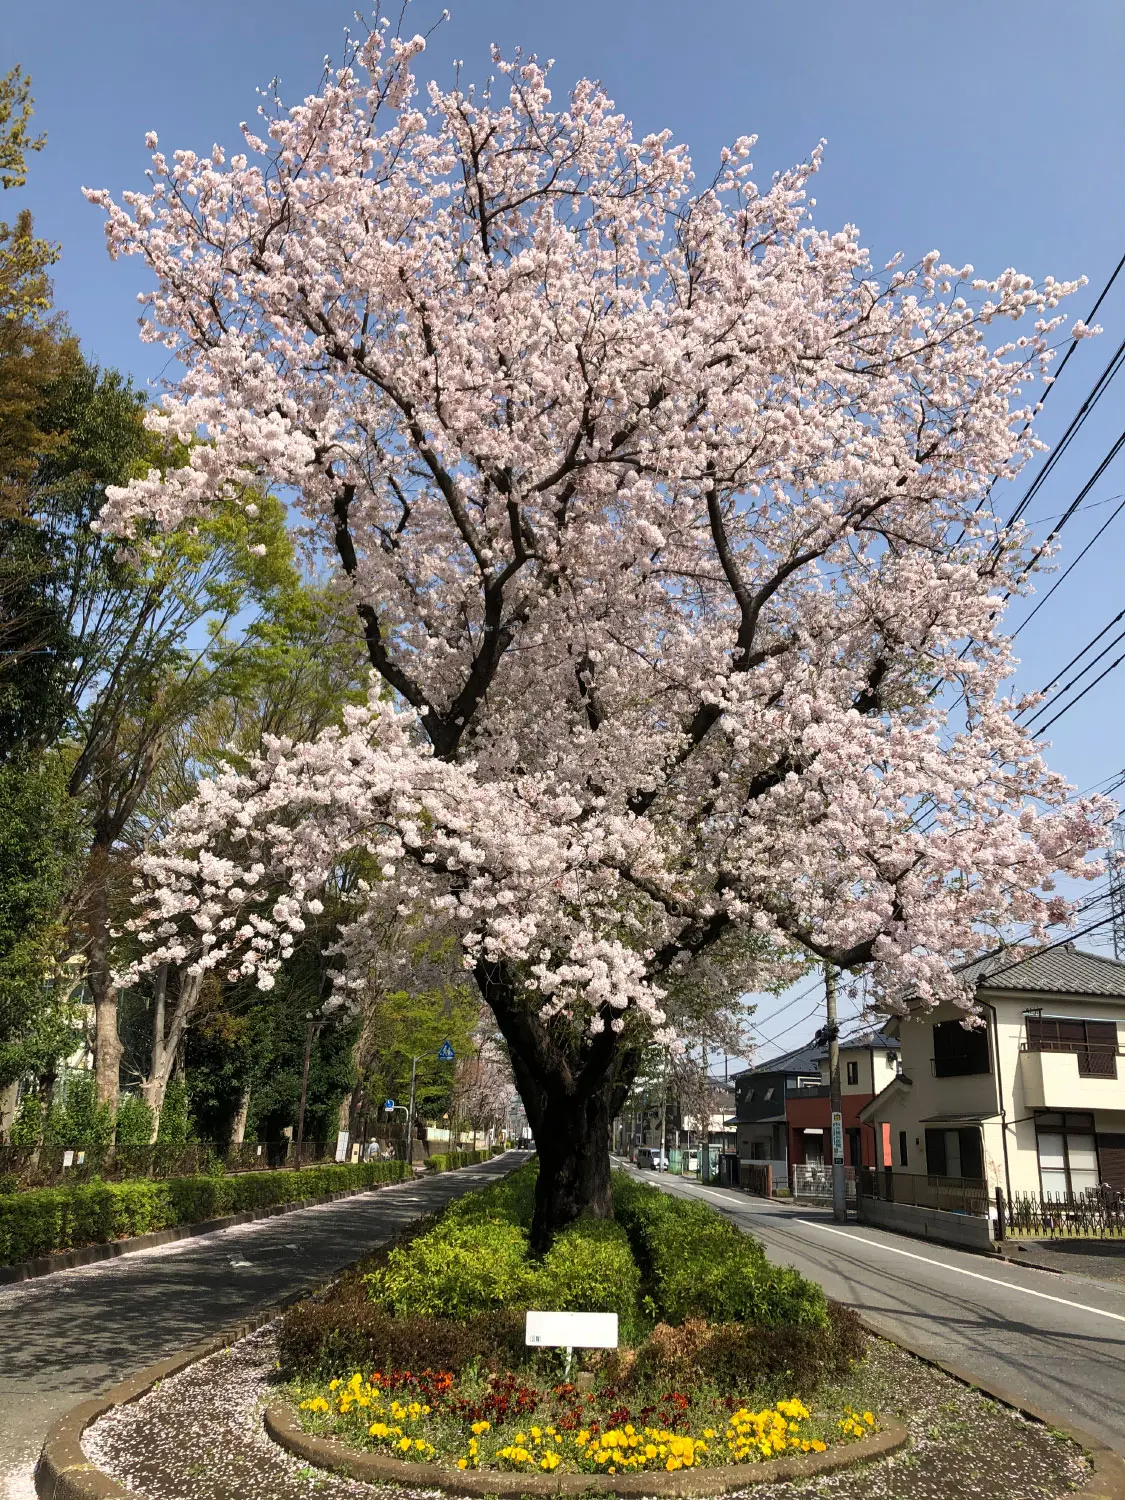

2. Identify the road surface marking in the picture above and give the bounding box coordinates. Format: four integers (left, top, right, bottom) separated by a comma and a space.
655, 1173, 1125, 1328
798, 1220, 1125, 1325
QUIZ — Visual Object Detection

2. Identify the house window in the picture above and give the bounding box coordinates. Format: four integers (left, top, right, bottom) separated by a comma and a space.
1035, 1112, 1099, 1198
1025, 1017, 1118, 1078
764, 1086, 775, 1100
932, 1020, 990, 1077
924, 1126, 984, 1180
746, 1088, 755, 1102
899, 1130, 908, 1167
846, 1061, 859, 1086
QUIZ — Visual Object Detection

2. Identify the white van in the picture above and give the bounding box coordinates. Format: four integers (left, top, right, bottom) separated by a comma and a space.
636, 1146, 668, 1171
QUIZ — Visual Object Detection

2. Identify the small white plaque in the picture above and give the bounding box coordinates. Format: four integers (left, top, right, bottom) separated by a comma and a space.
62, 1149, 75, 1168
525, 1310, 618, 1349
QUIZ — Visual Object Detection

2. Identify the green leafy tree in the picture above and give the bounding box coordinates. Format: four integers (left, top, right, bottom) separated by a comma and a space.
0, 756, 84, 1090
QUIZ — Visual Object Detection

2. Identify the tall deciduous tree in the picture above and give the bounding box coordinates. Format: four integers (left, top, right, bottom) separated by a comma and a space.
88, 26, 1112, 1244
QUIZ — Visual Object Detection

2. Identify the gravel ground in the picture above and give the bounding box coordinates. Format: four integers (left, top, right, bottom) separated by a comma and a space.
85, 1325, 1090, 1500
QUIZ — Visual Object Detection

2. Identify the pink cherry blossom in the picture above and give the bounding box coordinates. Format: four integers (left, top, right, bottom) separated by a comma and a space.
85, 19, 1113, 1232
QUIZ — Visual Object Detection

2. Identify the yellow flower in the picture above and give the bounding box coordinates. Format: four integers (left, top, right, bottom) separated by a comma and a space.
471, 1420, 490, 1436
456, 1459, 468, 1471
864, 1412, 875, 1425
397, 1437, 411, 1453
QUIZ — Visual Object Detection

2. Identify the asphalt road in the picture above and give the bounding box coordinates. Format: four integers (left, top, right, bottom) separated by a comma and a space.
620, 1163, 1125, 1455
0, 1153, 522, 1500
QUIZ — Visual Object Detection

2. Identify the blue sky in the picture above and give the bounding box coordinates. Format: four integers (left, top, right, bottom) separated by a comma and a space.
8, 0, 1125, 1058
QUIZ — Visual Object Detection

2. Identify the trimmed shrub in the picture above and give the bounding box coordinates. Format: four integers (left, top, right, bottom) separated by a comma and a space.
367, 1218, 536, 1317
156, 1079, 192, 1143
0, 1157, 411, 1266
612, 1170, 828, 1329
424, 1149, 492, 1173
367, 1162, 637, 1321
536, 1219, 639, 1317
115, 1093, 155, 1145
278, 1301, 528, 1377
633, 1302, 865, 1397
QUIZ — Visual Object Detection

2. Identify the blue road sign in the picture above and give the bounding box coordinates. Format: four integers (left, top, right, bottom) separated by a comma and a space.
383, 1099, 395, 1112
437, 1040, 455, 1062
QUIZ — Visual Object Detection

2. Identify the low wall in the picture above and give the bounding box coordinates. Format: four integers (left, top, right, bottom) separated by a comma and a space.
857, 1195, 996, 1251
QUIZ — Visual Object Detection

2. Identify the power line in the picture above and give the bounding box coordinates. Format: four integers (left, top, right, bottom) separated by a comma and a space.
1031, 649, 1125, 736
995, 337, 1125, 540
1022, 617, 1125, 730
948, 250, 1125, 546
1011, 496, 1125, 639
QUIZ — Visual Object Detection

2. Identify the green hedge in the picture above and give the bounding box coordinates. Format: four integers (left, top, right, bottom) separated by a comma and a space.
365, 1159, 639, 1321
423, 1148, 498, 1173
0, 1158, 412, 1266
611, 1170, 828, 1328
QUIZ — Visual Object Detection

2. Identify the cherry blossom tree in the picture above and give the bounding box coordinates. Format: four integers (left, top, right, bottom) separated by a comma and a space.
85, 19, 1113, 1244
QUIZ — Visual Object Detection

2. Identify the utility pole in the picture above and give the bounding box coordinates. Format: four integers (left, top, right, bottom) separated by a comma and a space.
825, 964, 846, 1223
660, 1046, 668, 1171
404, 1055, 418, 1166
700, 1039, 710, 1183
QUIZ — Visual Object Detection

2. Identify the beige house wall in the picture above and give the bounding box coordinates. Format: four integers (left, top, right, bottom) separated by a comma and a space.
868, 992, 1125, 1196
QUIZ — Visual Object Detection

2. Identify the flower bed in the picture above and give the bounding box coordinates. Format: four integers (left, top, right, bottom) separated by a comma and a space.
280, 1161, 879, 1478
291, 1365, 877, 1476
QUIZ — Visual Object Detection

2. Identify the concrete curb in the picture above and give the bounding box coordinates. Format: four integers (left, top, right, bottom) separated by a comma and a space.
858, 1314, 1125, 1500
0, 1175, 414, 1285
32, 1156, 517, 1500
265, 1401, 906, 1496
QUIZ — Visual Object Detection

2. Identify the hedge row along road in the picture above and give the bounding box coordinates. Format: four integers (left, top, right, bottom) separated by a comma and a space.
0, 1152, 526, 1500
621, 1164, 1125, 1457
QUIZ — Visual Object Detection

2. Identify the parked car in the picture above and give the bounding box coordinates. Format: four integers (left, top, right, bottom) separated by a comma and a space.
636, 1146, 668, 1170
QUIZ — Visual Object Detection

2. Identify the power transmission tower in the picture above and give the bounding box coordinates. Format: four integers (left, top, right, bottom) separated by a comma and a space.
1112, 816, 1125, 961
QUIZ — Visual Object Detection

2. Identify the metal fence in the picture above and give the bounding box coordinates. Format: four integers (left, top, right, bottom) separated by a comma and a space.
1003, 1186, 1125, 1239
793, 1163, 857, 1203
0, 1129, 405, 1190
856, 1166, 990, 1216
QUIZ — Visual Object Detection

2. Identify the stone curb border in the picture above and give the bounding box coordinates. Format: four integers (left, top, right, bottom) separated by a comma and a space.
0, 1173, 417, 1285
33, 1155, 517, 1500
857, 1313, 1125, 1500
264, 1401, 906, 1497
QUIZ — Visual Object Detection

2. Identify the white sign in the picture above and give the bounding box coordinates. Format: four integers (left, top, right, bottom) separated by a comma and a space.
525, 1310, 618, 1350
335, 1130, 350, 1163
62, 1149, 74, 1168
831, 1111, 844, 1164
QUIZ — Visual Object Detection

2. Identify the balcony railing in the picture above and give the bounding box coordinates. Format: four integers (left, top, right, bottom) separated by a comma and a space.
1020, 1040, 1120, 1079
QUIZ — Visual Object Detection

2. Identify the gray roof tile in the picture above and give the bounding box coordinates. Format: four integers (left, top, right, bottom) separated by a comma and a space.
965, 943, 1125, 998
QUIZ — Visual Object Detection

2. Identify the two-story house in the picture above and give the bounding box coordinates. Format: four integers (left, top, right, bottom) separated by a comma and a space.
860, 944, 1125, 1201
729, 1033, 899, 1189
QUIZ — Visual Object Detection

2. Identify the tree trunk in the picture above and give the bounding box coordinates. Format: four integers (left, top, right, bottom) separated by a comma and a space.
0, 1080, 18, 1141
231, 1084, 251, 1145
475, 959, 638, 1251
87, 848, 122, 1108
139, 967, 201, 1139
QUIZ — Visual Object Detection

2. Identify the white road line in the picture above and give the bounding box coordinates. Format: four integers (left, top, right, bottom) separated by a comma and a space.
656, 1172, 1125, 1328
798, 1219, 1125, 1326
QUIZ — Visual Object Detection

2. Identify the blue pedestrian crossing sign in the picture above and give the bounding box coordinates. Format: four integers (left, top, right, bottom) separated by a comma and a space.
383, 1099, 395, 1112
437, 1040, 455, 1062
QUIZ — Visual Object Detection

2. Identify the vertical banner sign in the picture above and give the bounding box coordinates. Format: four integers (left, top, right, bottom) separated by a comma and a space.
335, 1130, 350, 1163
831, 1111, 844, 1164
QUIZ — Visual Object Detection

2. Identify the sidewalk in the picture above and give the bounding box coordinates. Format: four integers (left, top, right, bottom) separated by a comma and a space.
999, 1237, 1125, 1283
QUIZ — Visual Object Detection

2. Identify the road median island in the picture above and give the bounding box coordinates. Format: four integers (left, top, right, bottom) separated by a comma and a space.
34, 1159, 1108, 1500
